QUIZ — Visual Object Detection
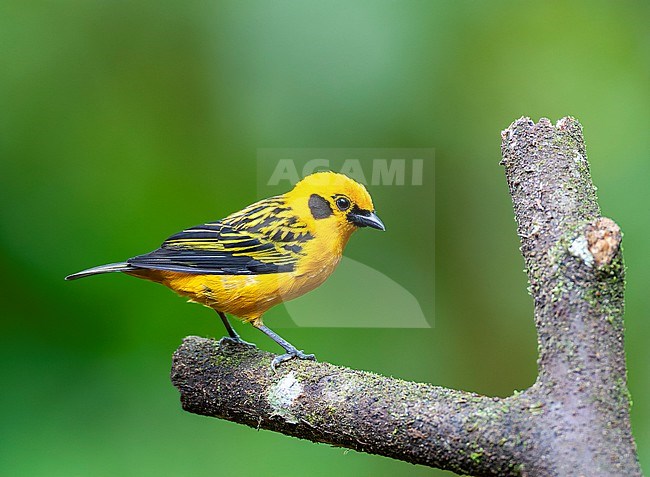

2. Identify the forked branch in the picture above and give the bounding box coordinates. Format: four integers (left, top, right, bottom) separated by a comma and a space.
171, 117, 641, 476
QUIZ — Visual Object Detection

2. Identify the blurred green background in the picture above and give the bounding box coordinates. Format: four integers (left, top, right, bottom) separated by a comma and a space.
1, 1, 648, 476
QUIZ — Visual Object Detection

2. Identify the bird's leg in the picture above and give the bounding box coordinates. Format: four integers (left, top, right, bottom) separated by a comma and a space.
252, 322, 316, 371
216, 311, 254, 347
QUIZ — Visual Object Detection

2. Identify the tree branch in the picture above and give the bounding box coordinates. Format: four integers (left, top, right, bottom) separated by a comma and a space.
172, 336, 537, 475
170, 117, 641, 476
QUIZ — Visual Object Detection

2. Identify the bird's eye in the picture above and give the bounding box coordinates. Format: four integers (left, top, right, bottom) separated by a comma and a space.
336, 197, 351, 211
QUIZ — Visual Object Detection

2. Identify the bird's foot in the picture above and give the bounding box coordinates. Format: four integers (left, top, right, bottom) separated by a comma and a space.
271, 349, 316, 372
218, 336, 256, 348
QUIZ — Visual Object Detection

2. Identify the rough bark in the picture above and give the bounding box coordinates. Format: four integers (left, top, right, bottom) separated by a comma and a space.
170, 117, 641, 476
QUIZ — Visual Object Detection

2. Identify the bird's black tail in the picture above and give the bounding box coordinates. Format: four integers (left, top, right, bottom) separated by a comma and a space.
65, 262, 135, 280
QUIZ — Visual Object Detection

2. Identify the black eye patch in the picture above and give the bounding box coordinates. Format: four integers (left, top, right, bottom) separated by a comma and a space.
308, 194, 333, 219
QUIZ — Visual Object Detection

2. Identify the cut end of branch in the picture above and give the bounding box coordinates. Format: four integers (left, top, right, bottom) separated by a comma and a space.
570, 217, 622, 268
500, 116, 584, 166
585, 217, 622, 267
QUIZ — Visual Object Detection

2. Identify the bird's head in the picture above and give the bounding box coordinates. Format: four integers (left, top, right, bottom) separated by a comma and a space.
286, 171, 385, 237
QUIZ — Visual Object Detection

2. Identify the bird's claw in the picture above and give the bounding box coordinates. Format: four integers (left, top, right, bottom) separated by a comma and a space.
271, 349, 316, 372
218, 336, 256, 348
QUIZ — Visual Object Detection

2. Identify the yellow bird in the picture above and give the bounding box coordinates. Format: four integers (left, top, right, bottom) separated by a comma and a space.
66, 171, 385, 369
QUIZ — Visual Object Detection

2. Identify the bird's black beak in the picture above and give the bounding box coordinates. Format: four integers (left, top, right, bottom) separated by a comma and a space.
347, 208, 385, 231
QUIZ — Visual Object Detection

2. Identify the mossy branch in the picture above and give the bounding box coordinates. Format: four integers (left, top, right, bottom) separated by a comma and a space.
172, 336, 536, 476
171, 117, 642, 476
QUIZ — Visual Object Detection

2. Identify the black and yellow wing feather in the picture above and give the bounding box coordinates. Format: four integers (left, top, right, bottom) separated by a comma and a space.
127, 196, 313, 275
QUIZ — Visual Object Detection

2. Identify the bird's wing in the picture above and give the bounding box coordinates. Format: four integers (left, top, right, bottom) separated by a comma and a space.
128, 196, 313, 275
